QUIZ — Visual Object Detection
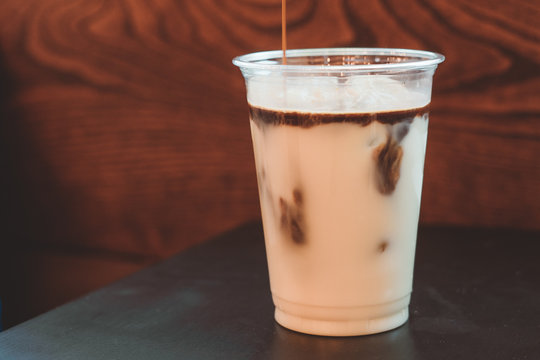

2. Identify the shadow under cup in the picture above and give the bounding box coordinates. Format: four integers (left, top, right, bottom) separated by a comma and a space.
233, 48, 444, 336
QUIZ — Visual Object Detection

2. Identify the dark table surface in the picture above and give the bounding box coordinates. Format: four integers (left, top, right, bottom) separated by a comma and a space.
0, 221, 539, 359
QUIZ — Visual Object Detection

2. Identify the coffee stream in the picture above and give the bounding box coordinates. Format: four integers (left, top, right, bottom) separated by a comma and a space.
282, 0, 287, 64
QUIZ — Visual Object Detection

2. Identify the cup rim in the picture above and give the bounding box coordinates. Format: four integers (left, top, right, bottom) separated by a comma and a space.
233, 48, 445, 73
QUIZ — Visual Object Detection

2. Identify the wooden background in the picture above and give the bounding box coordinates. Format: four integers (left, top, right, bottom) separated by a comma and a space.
0, 0, 538, 328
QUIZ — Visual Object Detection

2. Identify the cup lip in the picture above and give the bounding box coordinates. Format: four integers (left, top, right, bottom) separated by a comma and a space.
233, 48, 445, 73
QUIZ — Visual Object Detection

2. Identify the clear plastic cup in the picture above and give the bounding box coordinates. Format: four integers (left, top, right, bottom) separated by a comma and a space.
233, 48, 444, 336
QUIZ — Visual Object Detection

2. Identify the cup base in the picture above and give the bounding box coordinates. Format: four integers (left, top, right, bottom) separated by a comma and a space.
273, 295, 410, 336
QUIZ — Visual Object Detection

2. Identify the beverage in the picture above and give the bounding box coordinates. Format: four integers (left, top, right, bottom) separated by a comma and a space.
233, 49, 444, 336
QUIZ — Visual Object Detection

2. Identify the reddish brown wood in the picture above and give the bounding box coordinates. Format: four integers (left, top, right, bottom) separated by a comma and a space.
0, 0, 538, 327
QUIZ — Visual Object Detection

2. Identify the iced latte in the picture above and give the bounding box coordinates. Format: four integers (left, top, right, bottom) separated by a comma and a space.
234, 49, 444, 336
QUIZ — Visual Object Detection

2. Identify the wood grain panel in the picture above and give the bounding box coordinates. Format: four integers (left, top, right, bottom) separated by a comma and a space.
0, 0, 538, 251
0, 0, 538, 325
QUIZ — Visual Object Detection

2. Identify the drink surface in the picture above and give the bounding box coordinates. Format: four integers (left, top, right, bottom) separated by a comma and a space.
247, 75, 431, 114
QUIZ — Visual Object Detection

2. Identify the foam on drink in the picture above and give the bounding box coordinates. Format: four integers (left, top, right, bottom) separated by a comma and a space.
247, 75, 430, 112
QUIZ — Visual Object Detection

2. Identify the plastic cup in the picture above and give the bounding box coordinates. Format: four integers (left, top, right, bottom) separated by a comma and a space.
233, 48, 444, 336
